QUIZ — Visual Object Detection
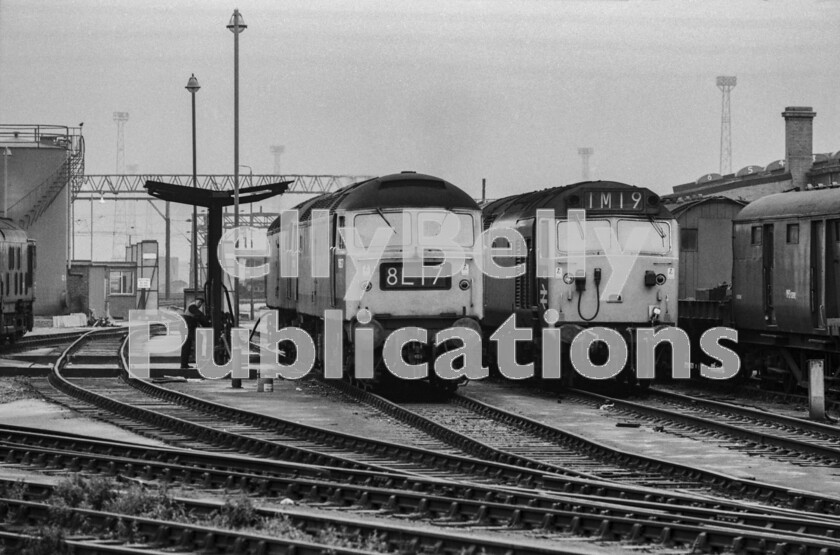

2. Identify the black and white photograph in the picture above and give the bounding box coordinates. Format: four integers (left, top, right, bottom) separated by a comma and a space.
1, 1, 840, 553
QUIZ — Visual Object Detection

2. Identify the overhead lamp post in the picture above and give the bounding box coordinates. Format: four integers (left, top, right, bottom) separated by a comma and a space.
228, 8, 246, 330
239, 164, 254, 321
2, 147, 11, 218
186, 73, 201, 304
228, 9, 246, 388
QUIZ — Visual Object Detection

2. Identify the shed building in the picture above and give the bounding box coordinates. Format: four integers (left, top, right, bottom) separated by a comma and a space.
665, 196, 747, 299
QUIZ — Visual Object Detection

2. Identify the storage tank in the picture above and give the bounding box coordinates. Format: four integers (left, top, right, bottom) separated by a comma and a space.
0, 125, 84, 315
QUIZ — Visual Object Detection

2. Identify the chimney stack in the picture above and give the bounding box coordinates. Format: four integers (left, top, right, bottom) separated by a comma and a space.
782, 106, 816, 191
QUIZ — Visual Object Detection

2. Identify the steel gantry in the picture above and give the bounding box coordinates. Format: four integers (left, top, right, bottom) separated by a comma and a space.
74, 174, 370, 200
71, 174, 371, 300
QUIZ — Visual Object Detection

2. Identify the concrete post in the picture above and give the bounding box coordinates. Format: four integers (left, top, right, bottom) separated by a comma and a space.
809, 358, 826, 421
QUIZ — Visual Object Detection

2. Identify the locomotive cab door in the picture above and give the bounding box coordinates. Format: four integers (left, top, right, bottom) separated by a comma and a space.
25, 243, 35, 294
331, 215, 345, 308
763, 223, 775, 325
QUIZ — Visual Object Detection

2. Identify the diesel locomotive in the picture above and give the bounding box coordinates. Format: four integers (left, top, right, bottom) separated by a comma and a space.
266, 172, 484, 389
0, 218, 35, 341
481, 181, 679, 384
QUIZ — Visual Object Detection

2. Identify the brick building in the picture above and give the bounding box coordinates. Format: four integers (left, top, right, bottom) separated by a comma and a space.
666, 106, 839, 203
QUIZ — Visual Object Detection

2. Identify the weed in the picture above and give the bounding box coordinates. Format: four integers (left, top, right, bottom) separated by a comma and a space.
19, 524, 68, 555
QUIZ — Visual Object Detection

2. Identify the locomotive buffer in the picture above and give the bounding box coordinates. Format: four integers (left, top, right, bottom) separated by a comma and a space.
144, 179, 289, 369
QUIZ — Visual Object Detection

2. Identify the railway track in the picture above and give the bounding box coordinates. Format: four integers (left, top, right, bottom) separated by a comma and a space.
15, 328, 840, 552
26, 328, 839, 523
569, 386, 840, 467
1, 328, 94, 354
38, 330, 669, 488
321, 378, 840, 515
3, 432, 840, 554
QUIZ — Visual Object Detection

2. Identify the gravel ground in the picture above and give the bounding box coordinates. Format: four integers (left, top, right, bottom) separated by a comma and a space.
0, 376, 40, 403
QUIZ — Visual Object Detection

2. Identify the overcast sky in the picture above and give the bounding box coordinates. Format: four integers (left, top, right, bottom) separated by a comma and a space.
1, 0, 838, 201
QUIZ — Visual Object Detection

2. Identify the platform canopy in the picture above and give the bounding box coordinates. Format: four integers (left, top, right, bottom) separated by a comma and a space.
144, 179, 291, 207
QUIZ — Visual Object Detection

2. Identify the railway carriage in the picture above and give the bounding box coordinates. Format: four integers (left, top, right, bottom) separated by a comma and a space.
482, 181, 679, 384
0, 218, 35, 341
266, 172, 484, 389
729, 187, 840, 390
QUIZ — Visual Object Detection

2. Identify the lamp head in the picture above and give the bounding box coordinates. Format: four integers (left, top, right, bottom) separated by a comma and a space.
227, 9, 246, 33
185, 74, 200, 94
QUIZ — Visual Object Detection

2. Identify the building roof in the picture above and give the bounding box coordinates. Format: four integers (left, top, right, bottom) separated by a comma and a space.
664, 196, 747, 218
734, 186, 840, 222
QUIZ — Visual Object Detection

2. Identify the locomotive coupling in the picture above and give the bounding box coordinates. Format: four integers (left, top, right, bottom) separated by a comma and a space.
649, 306, 662, 324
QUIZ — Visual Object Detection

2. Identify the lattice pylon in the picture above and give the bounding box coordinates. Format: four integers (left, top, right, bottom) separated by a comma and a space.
716, 76, 736, 175
113, 112, 129, 174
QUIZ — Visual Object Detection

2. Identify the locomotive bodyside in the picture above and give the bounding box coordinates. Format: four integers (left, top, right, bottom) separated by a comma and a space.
266, 172, 483, 388
0, 219, 35, 340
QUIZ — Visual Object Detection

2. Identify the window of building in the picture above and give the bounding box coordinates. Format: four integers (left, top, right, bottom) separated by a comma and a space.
109, 270, 135, 295
786, 223, 799, 244
751, 226, 762, 245
680, 228, 698, 251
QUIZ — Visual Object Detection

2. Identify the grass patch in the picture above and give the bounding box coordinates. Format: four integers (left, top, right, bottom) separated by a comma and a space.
3, 476, 394, 553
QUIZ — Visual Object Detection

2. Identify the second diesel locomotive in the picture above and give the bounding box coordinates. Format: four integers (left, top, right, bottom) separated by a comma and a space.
0, 218, 35, 341
266, 172, 484, 389
481, 180, 679, 384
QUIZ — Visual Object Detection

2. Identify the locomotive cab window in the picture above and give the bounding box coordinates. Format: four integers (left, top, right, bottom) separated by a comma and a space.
417, 211, 474, 246
751, 226, 762, 245
617, 220, 671, 254
557, 219, 610, 253
681, 228, 698, 251
336, 216, 345, 249
353, 210, 475, 248
786, 223, 799, 244
354, 211, 409, 248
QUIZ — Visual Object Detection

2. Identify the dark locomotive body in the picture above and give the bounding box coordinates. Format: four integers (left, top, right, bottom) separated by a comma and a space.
482, 181, 679, 382
0, 218, 35, 340
266, 172, 483, 388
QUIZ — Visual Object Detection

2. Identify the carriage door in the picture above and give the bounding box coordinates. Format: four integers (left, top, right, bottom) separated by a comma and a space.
826, 220, 840, 326
811, 220, 825, 329
331, 215, 345, 307
763, 224, 775, 324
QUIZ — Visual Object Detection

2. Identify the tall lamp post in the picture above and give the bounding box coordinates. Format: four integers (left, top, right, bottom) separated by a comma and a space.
239, 164, 254, 320
186, 74, 200, 304
2, 147, 11, 218
228, 8, 246, 329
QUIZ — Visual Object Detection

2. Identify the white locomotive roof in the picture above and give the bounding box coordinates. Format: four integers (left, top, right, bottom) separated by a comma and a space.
0, 218, 28, 243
